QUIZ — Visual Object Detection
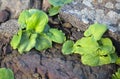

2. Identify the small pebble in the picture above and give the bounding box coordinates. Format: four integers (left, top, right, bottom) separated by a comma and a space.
105, 2, 114, 9
82, 18, 89, 24
83, 0, 93, 8
33, 73, 39, 78
115, 3, 120, 9
63, 23, 72, 28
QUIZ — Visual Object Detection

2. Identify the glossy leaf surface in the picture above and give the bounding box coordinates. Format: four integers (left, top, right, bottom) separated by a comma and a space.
0, 68, 14, 79
48, 29, 66, 43
84, 23, 107, 40
35, 34, 52, 51
62, 40, 74, 55
18, 32, 37, 54
10, 30, 22, 49
49, 6, 61, 16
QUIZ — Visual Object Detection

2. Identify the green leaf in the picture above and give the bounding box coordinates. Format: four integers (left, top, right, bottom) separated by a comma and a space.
98, 38, 114, 55
74, 37, 99, 52
109, 53, 118, 63
10, 30, 22, 49
25, 33, 37, 51
99, 55, 111, 65
35, 34, 52, 51
62, 40, 74, 55
100, 38, 113, 51
48, 0, 73, 6
112, 68, 120, 79
26, 12, 41, 31
73, 46, 96, 55
99, 53, 117, 65
116, 57, 120, 64
48, 28, 66, 43
18, 32, 37, 54
84, 23, 107, 40
0, 68, 14, 79
73, 46, 86, 55
25, 9, 48, 33
43, 24, 50, 33
18, 10, 31, 29
81, 54, 99, 66
49, 6, 61, 16
35, 11, 48, 33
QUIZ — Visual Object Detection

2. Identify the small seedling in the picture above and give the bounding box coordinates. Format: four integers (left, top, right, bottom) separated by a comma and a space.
62, 23, 118, 66
10, 9, 66, 54
48, 0, 73, 16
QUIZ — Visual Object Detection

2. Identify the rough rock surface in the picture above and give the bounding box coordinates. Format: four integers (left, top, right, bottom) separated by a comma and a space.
0, 19, 19, 37
0, 0, 41, 18
1, 49, 116, 79
0, 10, 10, 23
60, 0, 120, 42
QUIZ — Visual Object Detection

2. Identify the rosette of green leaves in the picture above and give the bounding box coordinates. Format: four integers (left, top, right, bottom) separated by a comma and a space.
0, 68, 14, 79
48, 0, 73, 16
62, 23, 118, 66
78, 37, 117, 66
11, 9, 66, 54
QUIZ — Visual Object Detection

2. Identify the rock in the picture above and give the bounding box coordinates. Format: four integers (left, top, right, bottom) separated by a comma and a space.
0, 19, 19, 37
1, 48, 116, 79
60, 0, 120, 30
105, 2, 114, 9
60, 0, 120, 43
0, 35, 11, 59
71, 28, 83, 40
0, 0, 41, 19
116, 0, 120, 2
31, 0, 41, 9
115, 3, 120, 9
98, 0, 103, 3
0, 10, 10, 23
83, 0, 93, 8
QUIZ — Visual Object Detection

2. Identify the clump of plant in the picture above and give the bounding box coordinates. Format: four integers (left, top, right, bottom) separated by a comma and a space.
48, 0, 73, 16
62, 23, 118, 66
10, 9, 66, 54
0, 68, 14, 79
112, 68, 120, 79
